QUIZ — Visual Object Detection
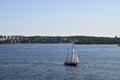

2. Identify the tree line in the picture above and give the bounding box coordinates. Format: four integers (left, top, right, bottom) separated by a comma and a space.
0, 36, 120, 44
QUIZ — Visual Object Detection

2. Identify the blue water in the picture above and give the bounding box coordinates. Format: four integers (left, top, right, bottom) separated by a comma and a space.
0, 44, 120, 80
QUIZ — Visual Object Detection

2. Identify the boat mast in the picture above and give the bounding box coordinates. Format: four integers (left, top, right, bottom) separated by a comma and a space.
71, 44, 76, 63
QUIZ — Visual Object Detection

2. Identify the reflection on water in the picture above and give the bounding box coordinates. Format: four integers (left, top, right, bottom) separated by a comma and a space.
70, 66, 80, 80
70, 66, 79, 73
64, 65, 80, 80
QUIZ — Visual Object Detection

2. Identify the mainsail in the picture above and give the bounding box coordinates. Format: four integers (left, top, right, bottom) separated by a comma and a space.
71, 47, 79, 64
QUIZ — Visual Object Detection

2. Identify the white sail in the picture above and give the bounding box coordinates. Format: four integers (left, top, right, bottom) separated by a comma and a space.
75, 52, 79, 63
71, 48, 76, 63
71, 47, 79, 64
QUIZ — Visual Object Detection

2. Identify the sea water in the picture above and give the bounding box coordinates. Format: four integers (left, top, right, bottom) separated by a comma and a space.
0, 44, 120, 80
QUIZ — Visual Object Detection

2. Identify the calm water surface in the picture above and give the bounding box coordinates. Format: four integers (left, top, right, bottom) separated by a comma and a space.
0, 44, 120, 80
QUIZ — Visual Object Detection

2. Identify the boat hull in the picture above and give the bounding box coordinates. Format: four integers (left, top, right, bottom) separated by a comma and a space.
64, 62, 78, 66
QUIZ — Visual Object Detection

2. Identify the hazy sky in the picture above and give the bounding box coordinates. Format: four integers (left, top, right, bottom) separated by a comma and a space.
0, 0, 120, 37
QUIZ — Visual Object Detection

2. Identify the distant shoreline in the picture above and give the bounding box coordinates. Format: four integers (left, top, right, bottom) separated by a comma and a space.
0, 35, 120, 44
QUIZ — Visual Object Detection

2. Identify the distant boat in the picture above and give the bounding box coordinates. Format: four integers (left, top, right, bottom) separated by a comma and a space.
64, 44, 79, 66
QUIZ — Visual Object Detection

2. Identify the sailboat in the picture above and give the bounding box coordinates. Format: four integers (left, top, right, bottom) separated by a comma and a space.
64, 44, 79, 66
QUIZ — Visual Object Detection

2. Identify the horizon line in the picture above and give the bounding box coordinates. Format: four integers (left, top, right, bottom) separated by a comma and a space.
0, 34, 118, 38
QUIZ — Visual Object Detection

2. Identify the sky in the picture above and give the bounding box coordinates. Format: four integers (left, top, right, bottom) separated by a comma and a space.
0, 0, 120, 37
